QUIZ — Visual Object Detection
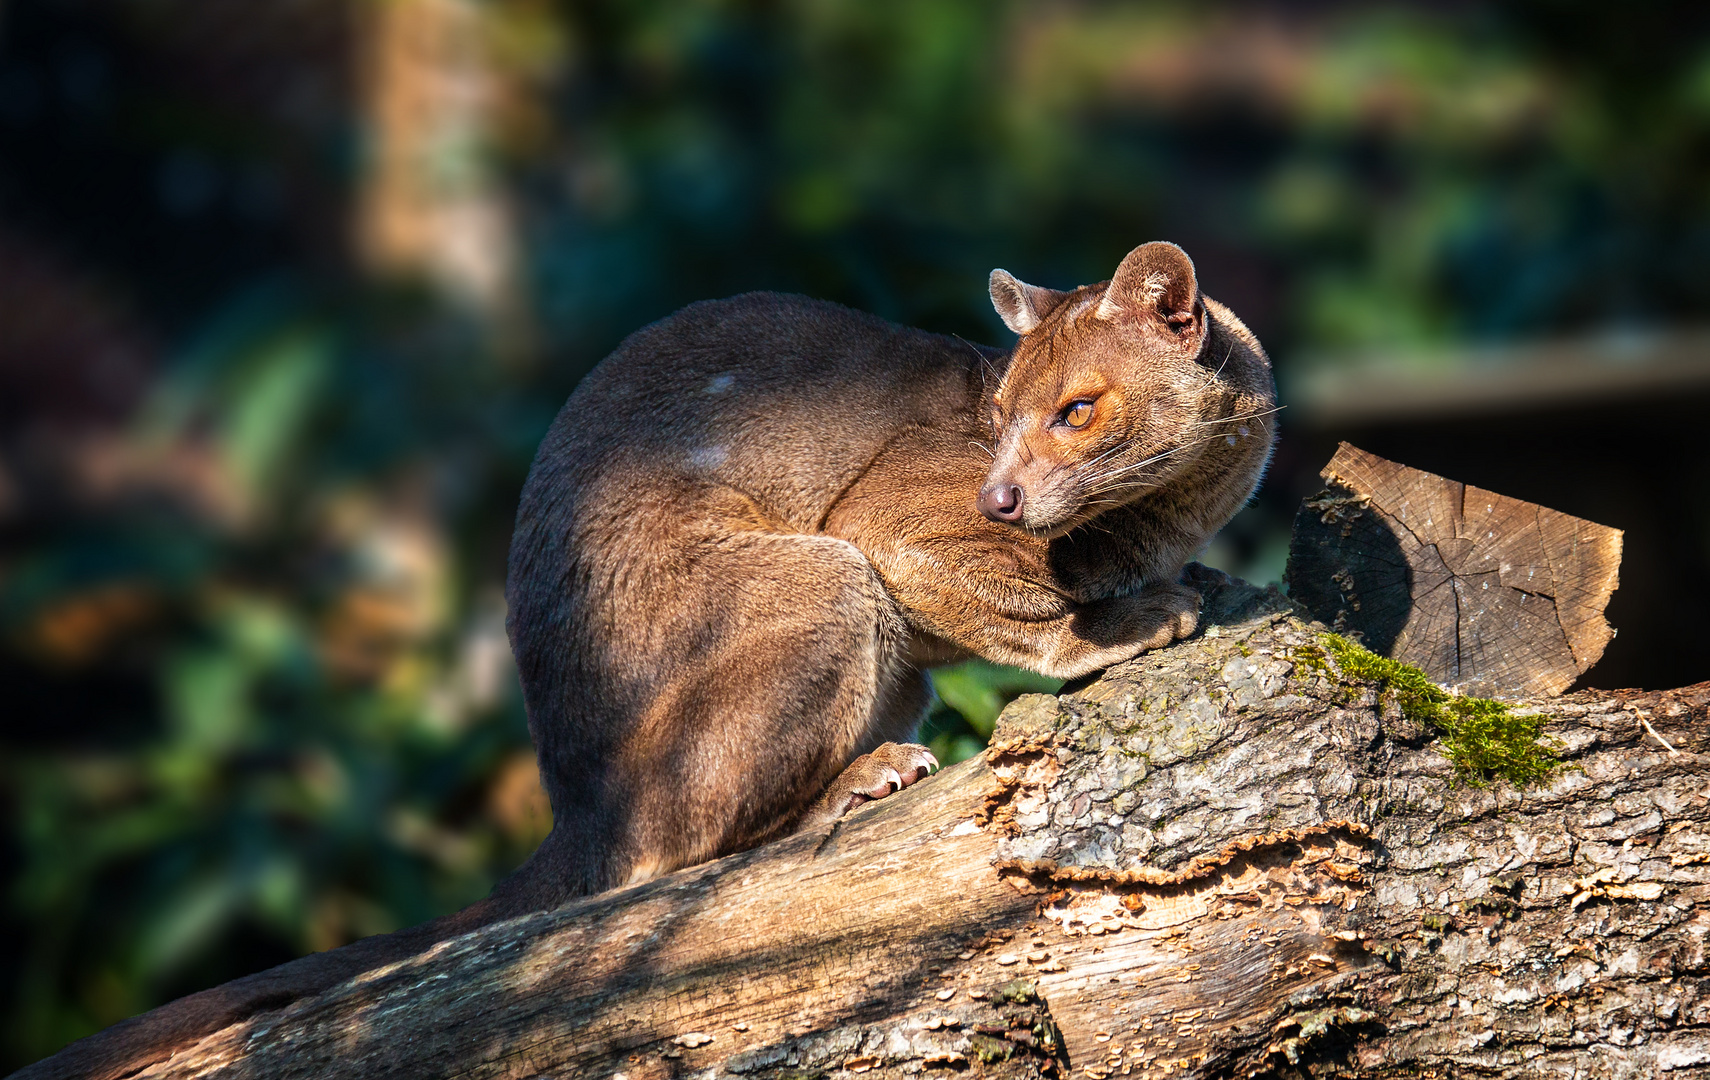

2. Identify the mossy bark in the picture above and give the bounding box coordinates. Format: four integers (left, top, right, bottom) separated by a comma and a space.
20, 567, 1710, 1080
984, 567, 1710, 1078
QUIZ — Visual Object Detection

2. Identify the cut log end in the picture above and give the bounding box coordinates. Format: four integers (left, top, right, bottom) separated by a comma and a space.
1285, 441, 1622, 698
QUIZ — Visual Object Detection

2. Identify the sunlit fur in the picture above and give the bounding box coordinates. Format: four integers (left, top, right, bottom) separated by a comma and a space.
987, 253, 1275, 540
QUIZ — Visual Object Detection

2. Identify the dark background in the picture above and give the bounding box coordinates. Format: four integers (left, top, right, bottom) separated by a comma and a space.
4, 0, 1710, 1067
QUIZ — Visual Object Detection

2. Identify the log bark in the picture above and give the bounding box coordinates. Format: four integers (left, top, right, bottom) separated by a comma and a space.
23, 567, 1710, 1080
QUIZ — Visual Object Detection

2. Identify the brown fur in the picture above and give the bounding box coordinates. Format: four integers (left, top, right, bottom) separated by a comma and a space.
502, 241, 1273, 899
13, 242, 1273, 1080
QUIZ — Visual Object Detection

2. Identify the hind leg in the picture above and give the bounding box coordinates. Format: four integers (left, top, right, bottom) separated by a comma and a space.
619, 529, 933, 875
539, 489, 938, 891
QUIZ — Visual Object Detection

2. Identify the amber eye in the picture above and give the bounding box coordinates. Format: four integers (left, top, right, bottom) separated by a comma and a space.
1062, 400, 1095, 428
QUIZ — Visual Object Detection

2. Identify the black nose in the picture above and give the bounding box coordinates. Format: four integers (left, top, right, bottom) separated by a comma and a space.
978, 482, 1025, 523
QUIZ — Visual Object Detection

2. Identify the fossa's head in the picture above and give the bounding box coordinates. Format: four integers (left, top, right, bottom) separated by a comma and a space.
978, 241, 1269, 536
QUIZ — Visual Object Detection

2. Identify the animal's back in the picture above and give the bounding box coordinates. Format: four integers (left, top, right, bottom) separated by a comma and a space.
504, 292, 983, 900
530, 292, 981, 528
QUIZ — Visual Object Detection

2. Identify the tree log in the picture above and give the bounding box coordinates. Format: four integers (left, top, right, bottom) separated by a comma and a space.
20, 567, 1710, 1080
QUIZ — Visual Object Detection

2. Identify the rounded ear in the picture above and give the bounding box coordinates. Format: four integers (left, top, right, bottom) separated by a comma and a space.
1094, 242, 1206, 353
989, 269, 1072, 336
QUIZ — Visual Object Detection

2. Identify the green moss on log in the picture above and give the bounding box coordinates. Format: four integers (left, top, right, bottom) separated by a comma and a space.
1320, 634, 1557, 787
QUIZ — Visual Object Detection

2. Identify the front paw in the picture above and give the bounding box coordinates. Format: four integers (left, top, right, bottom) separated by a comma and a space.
1134, 580, 1201, 652
816, 742, 940, 821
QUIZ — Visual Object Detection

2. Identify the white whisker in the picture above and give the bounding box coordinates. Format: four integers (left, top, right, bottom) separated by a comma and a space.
1189, 404, 1285, 429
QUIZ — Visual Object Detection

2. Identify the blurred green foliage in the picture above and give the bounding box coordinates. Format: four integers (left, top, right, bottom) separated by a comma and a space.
921, 660, 1062, 766
2, 291, 552, 1060
2, 0, 1709, 1069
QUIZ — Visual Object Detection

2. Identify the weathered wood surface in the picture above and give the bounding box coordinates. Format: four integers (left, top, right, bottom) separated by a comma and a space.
115, 757, 1051, 1080
1286, 442, 1622, 698
32, 565, 1710, 1080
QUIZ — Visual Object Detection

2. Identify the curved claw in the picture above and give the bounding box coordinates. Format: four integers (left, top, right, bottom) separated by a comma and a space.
858, 768, 903, 799
806, 742, 944, 831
